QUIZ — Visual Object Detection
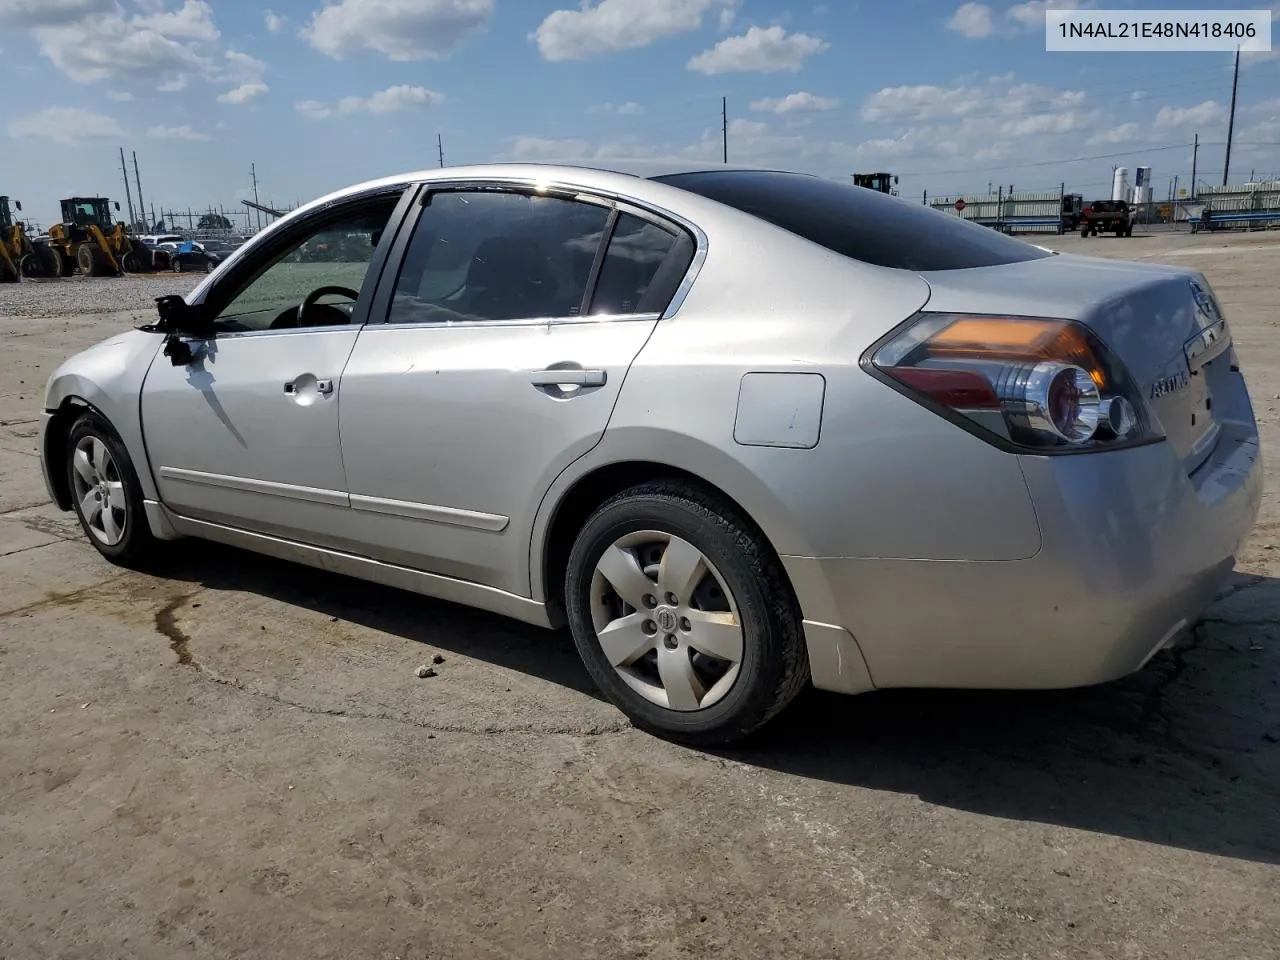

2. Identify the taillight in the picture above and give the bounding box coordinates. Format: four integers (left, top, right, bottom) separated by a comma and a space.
863, 313, 1161, 452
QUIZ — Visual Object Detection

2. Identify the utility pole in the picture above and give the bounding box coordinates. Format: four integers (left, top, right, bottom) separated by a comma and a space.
251, 163, 262, 231
118, 147, 136, 227
437, 133, 444, 168
1190, 133, 1199, 200
721, 96, 727, 164
1224, 47, 1239, 186
132, 151, 147, 232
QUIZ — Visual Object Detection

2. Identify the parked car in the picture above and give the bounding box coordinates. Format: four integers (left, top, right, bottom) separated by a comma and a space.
38, 162, 1261, 744
171, 239, 235, 273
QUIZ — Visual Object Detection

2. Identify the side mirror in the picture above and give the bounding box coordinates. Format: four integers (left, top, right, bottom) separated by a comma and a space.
155, 294, 215, 343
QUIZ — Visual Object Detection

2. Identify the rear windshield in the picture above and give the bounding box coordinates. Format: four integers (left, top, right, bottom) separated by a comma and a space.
1090, 200, 1125, 212
654, 170, 1051, 272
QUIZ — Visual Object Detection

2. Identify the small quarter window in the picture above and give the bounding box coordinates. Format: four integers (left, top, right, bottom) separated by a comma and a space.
590, 213, 684, 315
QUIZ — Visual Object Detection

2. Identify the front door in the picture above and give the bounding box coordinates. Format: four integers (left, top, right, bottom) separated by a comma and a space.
338, 186, 697, 595
140, 189, 408, 545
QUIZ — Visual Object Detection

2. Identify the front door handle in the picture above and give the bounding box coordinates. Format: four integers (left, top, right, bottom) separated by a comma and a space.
283, 376, 334, 399
530, 369, 606, 388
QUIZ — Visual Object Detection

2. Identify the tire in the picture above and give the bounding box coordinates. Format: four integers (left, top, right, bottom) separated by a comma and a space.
76, 243, 103, 277
20, 253, 47, 279
565, 481, 810, 745
121, 250, 144, 273
46, 247, 67, 279
65, 411, 158, 568
1080, 227, 1089, 238
174, 259, 185, 273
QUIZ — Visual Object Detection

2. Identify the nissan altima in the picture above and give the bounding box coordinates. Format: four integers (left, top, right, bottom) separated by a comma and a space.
38, 162, 1262, 744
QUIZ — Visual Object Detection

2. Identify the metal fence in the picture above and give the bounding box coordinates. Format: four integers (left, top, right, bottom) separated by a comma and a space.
927, 190, 1068, 234
926, 180, 1280, 235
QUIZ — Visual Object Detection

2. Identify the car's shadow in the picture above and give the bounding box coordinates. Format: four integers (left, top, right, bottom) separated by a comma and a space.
156, 544, 1280, 866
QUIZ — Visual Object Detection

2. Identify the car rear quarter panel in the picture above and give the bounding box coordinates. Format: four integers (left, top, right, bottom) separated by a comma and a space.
530, 205, 1045, 599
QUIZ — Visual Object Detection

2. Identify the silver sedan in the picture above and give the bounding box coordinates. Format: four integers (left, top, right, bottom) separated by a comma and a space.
39, 162, 1262, 744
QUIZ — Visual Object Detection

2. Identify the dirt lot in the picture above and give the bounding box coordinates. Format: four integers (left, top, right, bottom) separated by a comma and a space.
1, 234, 1278, 960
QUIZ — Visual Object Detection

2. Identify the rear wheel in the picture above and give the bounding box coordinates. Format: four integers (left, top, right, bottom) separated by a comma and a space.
565, 482, 809, 745
121, 250, 145, 273
65, 412, 157, 567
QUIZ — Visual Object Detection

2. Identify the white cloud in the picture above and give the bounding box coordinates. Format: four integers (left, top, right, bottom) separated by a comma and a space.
718, 6, 735, 29
1154, 100, 1218, 128
265, 9, 284, 33
22, 0, 254, 91
297, 84, 443, 120
218, 82, 268, 104
751, 91, 839, 114
946, 2, 994, 37
1087, 121, 1140, 145
7, 106, 123, 144
947, 0, 1090, 38
861, 78, 1085, 122
147, 123, 211, 141
134, 0, 218, 40
1249, 97, 1280, 116
591, 100, 645, 115
107, 90, 133, 101
303, 0, 492, 61
532, 0, 731, 61
512, 136, 598, 160
687, 25, 828, 74
0, 0, 112, 28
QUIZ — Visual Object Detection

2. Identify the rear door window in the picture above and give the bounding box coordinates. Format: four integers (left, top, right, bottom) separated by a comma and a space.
655, 170, 1051, 271
389, 190, 610, 324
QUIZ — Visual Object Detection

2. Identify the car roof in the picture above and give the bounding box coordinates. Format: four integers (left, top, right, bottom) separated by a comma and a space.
306, 160, 794, 208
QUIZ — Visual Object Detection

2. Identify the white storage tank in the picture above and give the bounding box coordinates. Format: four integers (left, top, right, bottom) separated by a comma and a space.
1132, 166, 1152, 205
1112, 166, 1130, 202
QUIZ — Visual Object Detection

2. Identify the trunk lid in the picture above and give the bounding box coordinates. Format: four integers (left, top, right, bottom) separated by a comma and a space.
919, 252, 1239, 473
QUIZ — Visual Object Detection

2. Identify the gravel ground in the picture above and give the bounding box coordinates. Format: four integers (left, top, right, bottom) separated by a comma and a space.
0, 273, 198, 320
0, 232, 1277, 960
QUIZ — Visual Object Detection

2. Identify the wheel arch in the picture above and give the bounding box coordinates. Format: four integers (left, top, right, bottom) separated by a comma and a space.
532, 441, 815, 619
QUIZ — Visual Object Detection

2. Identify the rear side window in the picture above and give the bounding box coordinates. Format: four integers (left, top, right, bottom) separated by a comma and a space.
590, 213, 694, 316
655, 170, 1051, 271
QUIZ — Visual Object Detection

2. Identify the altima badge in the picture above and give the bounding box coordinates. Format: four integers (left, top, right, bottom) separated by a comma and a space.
1150, 370, 1190, 400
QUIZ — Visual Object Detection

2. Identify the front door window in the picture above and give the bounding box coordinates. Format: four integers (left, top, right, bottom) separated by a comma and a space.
213, 198, 399, 333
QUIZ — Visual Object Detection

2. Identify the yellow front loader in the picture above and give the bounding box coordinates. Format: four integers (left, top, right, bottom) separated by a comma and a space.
0, 195, 32, 283
44, 197, 149, 277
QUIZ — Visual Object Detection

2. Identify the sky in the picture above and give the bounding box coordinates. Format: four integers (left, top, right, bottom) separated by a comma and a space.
1, 0, 1278, 231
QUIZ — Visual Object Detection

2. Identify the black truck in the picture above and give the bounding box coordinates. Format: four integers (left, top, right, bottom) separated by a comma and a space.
1079, 199, 1135, 237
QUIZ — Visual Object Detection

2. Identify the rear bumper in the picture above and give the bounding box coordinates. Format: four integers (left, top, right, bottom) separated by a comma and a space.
788, 425, 1262, 692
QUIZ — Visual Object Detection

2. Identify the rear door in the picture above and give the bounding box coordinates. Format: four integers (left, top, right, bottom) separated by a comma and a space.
337, 184, 697, 595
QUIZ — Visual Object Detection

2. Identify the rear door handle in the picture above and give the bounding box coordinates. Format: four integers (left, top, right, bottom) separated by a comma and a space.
530, 369, 606, 388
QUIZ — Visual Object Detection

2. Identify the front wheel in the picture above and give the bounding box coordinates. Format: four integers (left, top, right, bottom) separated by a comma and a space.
65, 412, 158, 567
565, 482, 809, 745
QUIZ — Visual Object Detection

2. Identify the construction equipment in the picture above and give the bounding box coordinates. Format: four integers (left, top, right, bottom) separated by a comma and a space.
853, 172, 899, 196
44, 197, 153, 277
0, 196, 33, 283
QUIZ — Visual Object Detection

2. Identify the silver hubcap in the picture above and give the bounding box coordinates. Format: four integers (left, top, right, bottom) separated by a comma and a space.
71, 435, 127, 546
590, 531, 744, 712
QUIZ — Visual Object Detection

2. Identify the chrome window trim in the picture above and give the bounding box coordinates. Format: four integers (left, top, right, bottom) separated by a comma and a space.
207, 325, 361, 341
362, 311, 662, 333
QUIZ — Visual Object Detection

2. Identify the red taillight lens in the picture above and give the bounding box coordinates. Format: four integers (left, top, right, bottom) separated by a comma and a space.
865, 313, 1159, 451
